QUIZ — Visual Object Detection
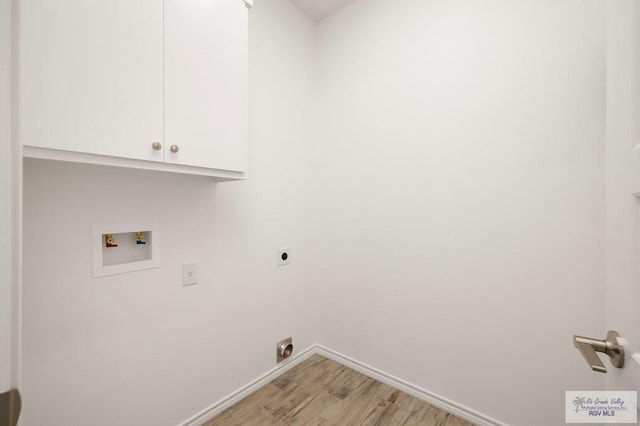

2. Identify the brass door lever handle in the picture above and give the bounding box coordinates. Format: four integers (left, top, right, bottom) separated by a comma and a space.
573, 330, 625, 373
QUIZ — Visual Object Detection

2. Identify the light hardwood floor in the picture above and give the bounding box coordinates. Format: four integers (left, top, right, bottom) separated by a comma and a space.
204, 354, 475, 426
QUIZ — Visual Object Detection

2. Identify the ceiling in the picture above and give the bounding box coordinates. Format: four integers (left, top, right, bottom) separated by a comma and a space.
288, 0, 358, 21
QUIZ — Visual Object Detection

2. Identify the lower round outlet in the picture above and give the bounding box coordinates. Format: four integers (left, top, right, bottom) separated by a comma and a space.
281, 344, 293, 358
277, 338, 293, 363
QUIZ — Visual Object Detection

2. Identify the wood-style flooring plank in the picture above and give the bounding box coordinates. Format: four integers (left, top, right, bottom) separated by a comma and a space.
204, 355, 476, 426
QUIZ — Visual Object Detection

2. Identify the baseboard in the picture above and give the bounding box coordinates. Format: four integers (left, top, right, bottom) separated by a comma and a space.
179, 344, 506, 426
315, 345, 507, 426
179, 344, 317, 426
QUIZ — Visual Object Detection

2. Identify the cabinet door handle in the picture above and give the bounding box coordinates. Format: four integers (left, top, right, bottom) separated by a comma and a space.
152, 142, 162, 151
170, 145, 180, 153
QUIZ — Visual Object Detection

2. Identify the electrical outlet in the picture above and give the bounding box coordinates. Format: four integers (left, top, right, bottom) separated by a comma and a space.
182, 261, 198, 286
277, 247, 291, 266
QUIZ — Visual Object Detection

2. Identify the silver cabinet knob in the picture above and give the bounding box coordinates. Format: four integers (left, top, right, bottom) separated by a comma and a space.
170, 145, 180, 153
152, 142, 162, 151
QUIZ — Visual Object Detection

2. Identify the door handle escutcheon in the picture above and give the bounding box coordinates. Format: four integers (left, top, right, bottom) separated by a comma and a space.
573, 330, 625, 373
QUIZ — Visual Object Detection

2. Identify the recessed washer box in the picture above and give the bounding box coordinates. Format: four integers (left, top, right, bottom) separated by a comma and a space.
92, 224, 160, 278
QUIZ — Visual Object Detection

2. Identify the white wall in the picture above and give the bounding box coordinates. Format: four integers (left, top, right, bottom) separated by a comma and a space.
314, 1, 606, 424
0, 0, 12, 393
20, 1, 317, 424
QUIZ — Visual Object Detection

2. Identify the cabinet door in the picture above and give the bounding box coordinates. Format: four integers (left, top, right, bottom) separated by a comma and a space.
20, 0, 164, 162
165, 0, 248, 172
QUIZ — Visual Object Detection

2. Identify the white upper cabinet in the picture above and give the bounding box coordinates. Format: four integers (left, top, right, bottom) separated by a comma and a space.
19, 0, 165, 163
19, 0, 248, 179
165, 0, 248, 173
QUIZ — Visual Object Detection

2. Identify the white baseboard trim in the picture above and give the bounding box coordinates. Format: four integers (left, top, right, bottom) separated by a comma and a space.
179, 344, 317, 426
179, 344, 506, 426
315, 345, 507, 426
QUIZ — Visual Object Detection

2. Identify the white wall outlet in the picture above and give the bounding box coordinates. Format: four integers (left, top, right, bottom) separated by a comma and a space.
182, 261, 198, 286
277, 247, 291, 266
